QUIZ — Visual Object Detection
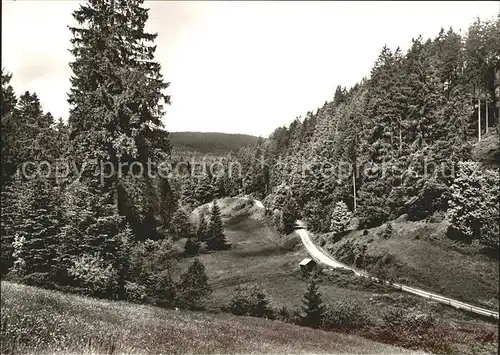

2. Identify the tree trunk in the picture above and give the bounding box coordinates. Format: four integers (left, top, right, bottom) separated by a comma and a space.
352, 170, 357, 213
485, 91, 489, 134
478, 95, 481, 142
399, 123, 402, 152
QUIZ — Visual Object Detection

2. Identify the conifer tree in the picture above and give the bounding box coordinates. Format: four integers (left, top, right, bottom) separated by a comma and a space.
15, 177, 63, 282
282, 195, 300, 234
176, 258, 211, 309
170, 206, 192, 239
196, 212, 208, 242
329, 201, 352, 235
301, 277, 325, 328
206, 200, 229, 250
67, 0, 171, 232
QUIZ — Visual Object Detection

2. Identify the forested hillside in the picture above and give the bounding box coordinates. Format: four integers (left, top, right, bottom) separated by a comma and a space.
170, 131, 259, 156
236, 18, 500, 254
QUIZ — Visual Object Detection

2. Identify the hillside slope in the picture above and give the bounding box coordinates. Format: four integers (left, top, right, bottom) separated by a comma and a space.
321, 218, 499, 310
0, 281, 422, 355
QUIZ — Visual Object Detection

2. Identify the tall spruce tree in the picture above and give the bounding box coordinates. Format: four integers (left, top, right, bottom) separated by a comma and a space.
207, 200, 229, 250
67, 0, 171, 236
301, 277, 325, 328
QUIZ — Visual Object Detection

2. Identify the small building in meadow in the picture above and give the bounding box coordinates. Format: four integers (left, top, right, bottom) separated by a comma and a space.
299, 258, 317, 273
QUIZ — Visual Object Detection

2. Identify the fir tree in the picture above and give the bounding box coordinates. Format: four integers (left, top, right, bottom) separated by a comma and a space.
15, 177, 64, 283
281, 195, 300, 234
67, 0, 171, 235
206, 200, 229, 250
329, 201, 352, 235
170, 206, 191, 239
301, 277, 325, 328
196, 212, 208, 242
176, 258, 211, 309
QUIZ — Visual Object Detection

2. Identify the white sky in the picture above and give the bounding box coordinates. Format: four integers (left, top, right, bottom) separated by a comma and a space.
2, 1, 499, 137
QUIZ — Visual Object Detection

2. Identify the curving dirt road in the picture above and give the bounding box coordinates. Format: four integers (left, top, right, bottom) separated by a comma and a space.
242, 198, 498, 319
294, 220, 499, 320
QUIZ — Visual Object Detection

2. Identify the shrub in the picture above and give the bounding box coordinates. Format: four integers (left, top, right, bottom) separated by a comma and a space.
403, 309, 436, 331
227, 284, 275, 319
382, 306, 436, 332
379, 222, 393, 239
382, 306, 405, 329
124, 281, 147, 303
68, 253, 118, 298
322, 299, 370, 331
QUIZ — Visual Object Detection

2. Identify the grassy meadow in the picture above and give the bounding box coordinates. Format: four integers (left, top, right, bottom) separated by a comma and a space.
0, 281, 424, 355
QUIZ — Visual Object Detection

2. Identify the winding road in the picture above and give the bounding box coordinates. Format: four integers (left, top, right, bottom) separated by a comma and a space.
242, 197, 498, 319
294, 220, 499, 320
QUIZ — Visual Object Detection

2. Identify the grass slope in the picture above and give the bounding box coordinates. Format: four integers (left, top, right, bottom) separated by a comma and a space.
322, 217, 499, 310
0, 281, 421, 355
186, 198, 387, 309
186, 198, 498, 355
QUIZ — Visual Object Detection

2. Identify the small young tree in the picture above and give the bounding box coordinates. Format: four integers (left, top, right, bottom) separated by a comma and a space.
206, 200, 229, 250
176, 258, 212, 309
329, 201, 352, 235
301, 277, 325, 328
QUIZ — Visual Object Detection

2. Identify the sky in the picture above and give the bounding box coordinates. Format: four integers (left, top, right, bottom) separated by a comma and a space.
2, 1, 499, 137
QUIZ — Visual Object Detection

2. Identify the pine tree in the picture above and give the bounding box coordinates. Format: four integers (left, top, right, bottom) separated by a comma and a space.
15, 177, 64, 283
301, 277, 325, 328
206, 200, 229, 250
170, 206, 191, 239
176, 258, 211, 309
1, 69, 18, 183
329, 201, 352, 235
67, 0, 171, 234
282, 195, 300, 234
196, 212, 208, 242
0, 181, 22, 275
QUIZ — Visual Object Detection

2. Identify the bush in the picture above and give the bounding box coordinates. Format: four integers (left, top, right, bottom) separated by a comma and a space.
227, 284, 275, 319
379, 222, 393, 239
322, 299, 371, 331
382, 305, 437, 333
124, 281, 147, 303
68, 253, 118, 298
382, 305, 405, 329
402, 309, 436, 331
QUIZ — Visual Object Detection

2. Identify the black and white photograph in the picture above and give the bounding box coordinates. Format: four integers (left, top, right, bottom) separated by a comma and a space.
1, 1, 499, 354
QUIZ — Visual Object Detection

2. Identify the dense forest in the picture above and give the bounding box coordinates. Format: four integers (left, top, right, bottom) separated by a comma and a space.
170, 131, 259, 156
0, 0, 498, 313
236, 17, 500, 252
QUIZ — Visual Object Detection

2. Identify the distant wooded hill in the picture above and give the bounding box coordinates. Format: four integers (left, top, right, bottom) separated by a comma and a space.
170, 131, 260, 155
